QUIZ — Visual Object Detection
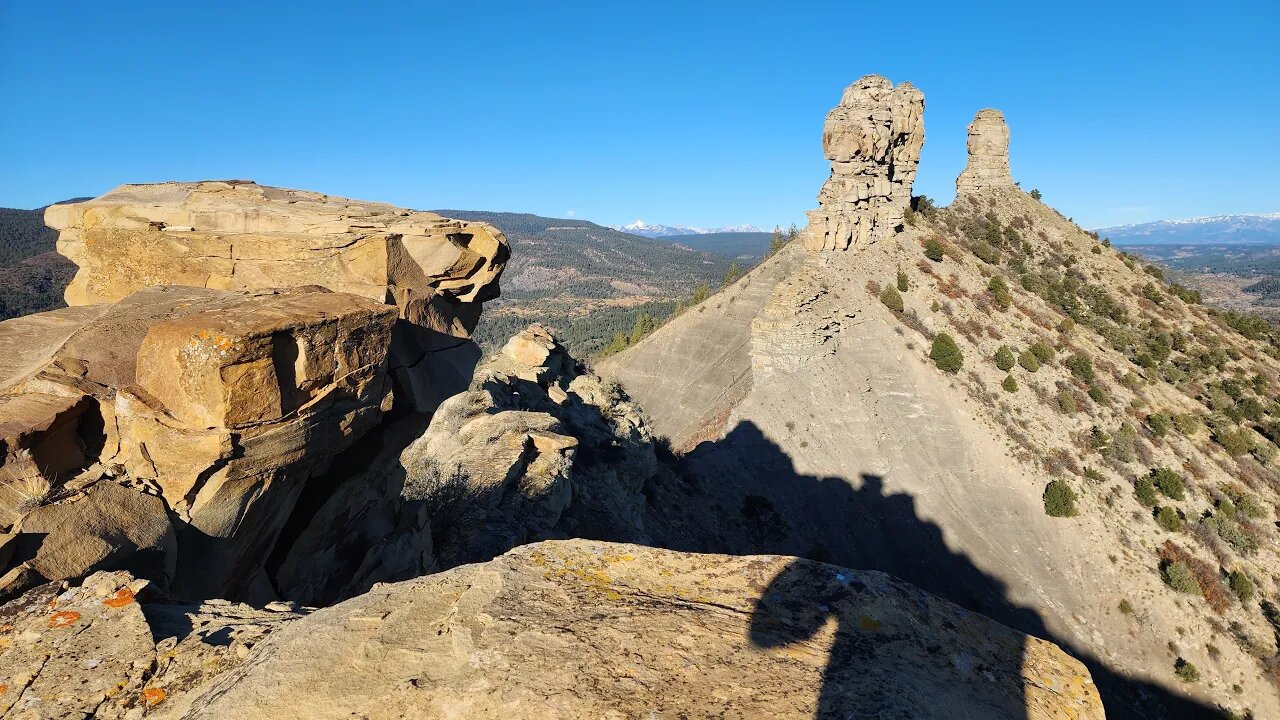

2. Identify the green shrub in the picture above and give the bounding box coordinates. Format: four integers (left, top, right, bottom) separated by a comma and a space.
1149, 468, 1185, 501
1155, 506, 1182, 532
1232, 492, 1268, 520
1118, 599, 1135, 615
1043, 480, 1078, 517
995, 345, 1015, 371
1002, 375, 1019, 393
924, 237, 944, 262
1203, 514, 1258, 556
1018, 349, 1040, 372
973, 241, 1001, 265
1228, 570, 1255, 603
1058, 317, 1075, 334
880, 285, 904, 312
1135, 477, 1159, 507
1172, 413, 1201, 436
1161, 561, 1201, 594
988, 276, 1012, 308
1030, 188, 1042, 201
1057, 391, 1078, 414
1029, 341, 1055, 364
1213, 424, 1256, 456
1066, 353, 1095, 381
1251, 441, 1277, 465
1174, 658, 1200, 683
1111, 424, 1137, 462
1146, 412, 1172, 438
1088, 384, 1110, 406
896, 268, 908, 292
930, 333, 963, 373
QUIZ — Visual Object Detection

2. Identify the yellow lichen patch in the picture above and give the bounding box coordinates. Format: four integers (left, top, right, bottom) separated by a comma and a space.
142, 687, 167, 706
858, 615, 881, 632
48, 610, 82, 629
103, 587, 136, 608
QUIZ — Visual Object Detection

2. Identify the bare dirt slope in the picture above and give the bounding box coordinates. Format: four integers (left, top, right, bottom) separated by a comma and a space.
601, 188, 1280, 719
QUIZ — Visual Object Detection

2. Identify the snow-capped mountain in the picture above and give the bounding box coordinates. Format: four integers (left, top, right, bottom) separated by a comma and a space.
1095, 212, 1280, 245
611, 220, 763, 238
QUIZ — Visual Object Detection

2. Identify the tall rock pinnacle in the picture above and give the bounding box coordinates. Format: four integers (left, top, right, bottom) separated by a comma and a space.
804, 75, 924, 252
955, 109, 1013, 194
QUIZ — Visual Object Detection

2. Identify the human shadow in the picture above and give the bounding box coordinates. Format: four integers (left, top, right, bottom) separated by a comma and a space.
646, 420, 1216, 720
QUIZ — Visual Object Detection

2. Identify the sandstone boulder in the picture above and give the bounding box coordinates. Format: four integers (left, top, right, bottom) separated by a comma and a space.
805, 75, 925, 252
0, 286, 397, 600
14, 481, 176, 590
167, 540, 1104, 720
45, 181, 509, 411
956, 108, 1014, 194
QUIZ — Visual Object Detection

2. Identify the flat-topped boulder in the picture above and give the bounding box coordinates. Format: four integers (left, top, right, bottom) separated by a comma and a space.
0, 286, 397, 600
46, 181, 509, 410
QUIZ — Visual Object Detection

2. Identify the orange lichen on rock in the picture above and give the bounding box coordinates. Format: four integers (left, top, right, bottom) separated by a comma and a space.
143, 687, 167, 705
103, 587, 136, 608
49, 610, 82, 628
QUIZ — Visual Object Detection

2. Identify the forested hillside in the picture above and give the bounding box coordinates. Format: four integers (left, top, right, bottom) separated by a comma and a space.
0, 206, 76, 320
439, 210, 742, 356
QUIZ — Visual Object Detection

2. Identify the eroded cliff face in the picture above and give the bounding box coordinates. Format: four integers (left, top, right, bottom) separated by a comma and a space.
804, 75, 924, 252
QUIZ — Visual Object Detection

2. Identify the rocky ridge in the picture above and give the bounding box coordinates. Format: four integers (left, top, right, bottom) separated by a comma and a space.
604, 85, 1278, 717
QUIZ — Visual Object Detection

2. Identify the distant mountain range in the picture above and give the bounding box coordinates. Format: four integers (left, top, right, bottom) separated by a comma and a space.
660, 231, 774, 261
1096, 212, 1280, 245
610, 220, 763, 238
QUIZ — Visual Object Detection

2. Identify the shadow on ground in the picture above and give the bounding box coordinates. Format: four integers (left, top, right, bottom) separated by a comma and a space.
640, 420, 1216, 720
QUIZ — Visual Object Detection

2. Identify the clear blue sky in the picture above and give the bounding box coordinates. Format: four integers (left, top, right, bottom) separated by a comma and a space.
2, 1, 1276, 230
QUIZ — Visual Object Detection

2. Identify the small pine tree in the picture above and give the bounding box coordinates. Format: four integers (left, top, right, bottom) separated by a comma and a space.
896, 267, 908, 292
601, 332, 629, 356
787, 223, 799, 243
1002, 374, 1018, 393
629, 312, 655, 345
924, 237, 945, 262
1057, 391, 1078, 414
723, 262, 742, 287
1018, 349, 1040, 372
930, 333, 963, 373
879, 286, 904, 312
1030, 188, 1042, 201
1043, 480, 1078, 517
691, 284, 709, 304
1173, 658, 1199, 683
995, 345, 1015, 371
768, 226, 786, 256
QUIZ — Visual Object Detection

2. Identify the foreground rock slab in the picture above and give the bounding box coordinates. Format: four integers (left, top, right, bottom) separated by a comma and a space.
171, 540, 1104, 720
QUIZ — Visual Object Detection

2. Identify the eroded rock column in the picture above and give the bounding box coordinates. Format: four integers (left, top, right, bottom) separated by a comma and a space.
955, 109, 1013, 194
804, 75, 925, 252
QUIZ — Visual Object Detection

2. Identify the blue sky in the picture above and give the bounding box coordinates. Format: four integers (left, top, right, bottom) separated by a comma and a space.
1, 2, 1276, 230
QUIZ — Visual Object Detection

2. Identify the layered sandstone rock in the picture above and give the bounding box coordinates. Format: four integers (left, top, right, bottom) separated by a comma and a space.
805, 75, 924, 251
956, 108, 1014, 194
45, 181, 508, 410
271, 325, 656, 605
0, 286, 397, 600
155, 540, 1103, 720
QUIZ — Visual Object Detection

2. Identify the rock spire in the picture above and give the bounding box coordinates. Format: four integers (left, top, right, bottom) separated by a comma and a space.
804, 75, 924, 252
955, 109, 1013, 193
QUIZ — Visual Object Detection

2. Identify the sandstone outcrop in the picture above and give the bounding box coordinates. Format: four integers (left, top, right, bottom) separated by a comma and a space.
45, 181, 509, 411
804, 75, 924, 252
956, 108, 1014, 193
271, 324, 656, 605
0, 285, 397, 600
147, 540, 1101, 720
